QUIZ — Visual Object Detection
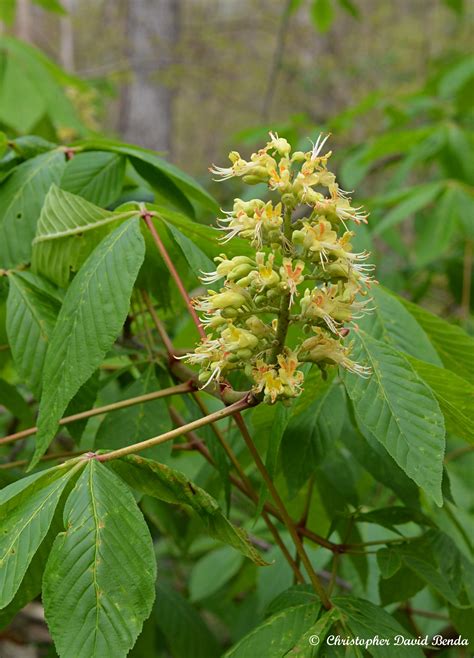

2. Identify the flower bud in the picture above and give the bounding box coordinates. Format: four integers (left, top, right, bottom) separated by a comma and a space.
209, 291, 247, 310
243, 174, 266, 185
221, 307, 238, 319
227, 263, 254, 280
236, 348, 253, 360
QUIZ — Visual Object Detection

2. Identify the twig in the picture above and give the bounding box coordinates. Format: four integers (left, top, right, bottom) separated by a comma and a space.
141, 212, 206, 341
234, 412, 332, 608
187, 394, 305, 584
141, 289, 175, 358
328, 516, 354, 596
0, 450, 85, 470
136, 291, 155, 357
0, 382, 193, 447
97, 397, 253, 462
445, 444, 474, 462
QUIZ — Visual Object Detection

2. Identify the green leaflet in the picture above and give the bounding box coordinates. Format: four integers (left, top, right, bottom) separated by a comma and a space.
64, 372, 101, 443
75, 138, 219, 213
6, 271, 60, 394
377, 548, 403, 579
343, 331, 445, 505
373, 181, 444, 235
311, 0, 334, 33
333, 596, 425, 657
223, 603, 319, 658
0, 150, 65, 267
379, 567, 425, 605
340, 422, 420, 508
0, 479, 72, 629
32, 185, 137, 286
0, 461, 80, 608
32, 218, 145, 468
150, 203, 253, 261
414, 186, 460, 266
0, 37, 86, 135
189, 546, 244, 602
355, 506, 433, 533
265, 585, 319, 617
398, 295, 474, 383
109, 455, 267, 565
131, 156, 196, 217
154, 582, 220, 658
394, 530, 474, 608
281, 379, 346, 496
250, 403, 291, 515
288, 607, 339, 656
0, 54, 45, 132
43, 460, 156, 658
0, 378, 34, 427
407, 356, 474, 444
165, 220, 214, 282
358, 286, 442, 366
60, 151, 126, 208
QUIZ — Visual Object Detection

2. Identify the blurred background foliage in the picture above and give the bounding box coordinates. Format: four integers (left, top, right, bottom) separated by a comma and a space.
2, 0, 471, 329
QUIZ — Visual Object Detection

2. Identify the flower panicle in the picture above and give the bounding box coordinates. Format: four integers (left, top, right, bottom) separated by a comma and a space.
184, 134, 375, 402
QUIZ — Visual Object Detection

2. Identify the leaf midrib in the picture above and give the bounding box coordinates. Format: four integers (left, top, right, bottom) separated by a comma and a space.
88, 463, 101, 657
33, 209, 136, 243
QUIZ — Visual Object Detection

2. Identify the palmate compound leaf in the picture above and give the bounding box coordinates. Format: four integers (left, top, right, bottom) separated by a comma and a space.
43, 460, 156, 658
6, 271, 60, 395
109, 455, 267, 565
31, 184, 138, 287
31, 218, 145, 469
343, 330, 445, 506
0, 461, 81, 609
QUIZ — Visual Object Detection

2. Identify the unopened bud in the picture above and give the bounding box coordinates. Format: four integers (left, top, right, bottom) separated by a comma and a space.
221, 307, 238, 319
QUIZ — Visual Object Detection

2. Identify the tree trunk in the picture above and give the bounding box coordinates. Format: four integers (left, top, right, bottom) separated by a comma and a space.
59, 0, 75, 71
16, 0, 32, 42
119, 0, 180, 156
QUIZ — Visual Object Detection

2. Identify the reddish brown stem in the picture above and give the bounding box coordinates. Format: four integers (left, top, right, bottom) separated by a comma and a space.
142, 214, 206, 341
234, 412, 332, 608
141, 289, 175, 357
